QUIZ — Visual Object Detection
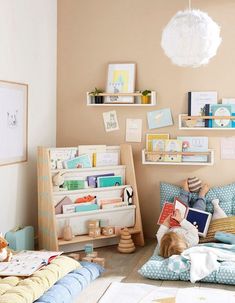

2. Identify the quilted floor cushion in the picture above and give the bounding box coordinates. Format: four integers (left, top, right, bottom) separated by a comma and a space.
35, 262, 104, 303
0, 256, 80, 303
139, 250, 235, 285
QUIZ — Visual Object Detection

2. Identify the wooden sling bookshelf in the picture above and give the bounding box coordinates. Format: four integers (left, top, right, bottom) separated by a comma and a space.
37, 144, 144, 252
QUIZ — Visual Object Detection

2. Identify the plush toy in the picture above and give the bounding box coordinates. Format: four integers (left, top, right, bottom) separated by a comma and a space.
0, 234, 12, 262
52, 171, 65, 191
211, 199, 227, 220
123, 186, 133, 205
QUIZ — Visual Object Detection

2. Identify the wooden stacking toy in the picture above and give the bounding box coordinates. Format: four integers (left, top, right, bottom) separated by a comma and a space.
117, 228, 135, 253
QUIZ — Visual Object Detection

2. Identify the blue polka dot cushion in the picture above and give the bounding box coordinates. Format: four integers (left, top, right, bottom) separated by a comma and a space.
138, 182, 235, 285
139, 247, 235, 285
160, 182, 235, 215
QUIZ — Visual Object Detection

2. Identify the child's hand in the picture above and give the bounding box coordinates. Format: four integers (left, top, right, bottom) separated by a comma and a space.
171, 209, 183, 223
162, 214, 171, 227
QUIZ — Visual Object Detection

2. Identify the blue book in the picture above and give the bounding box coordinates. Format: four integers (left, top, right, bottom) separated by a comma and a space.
87, 173, 114, 188
75, 204, 99, 212
177, 136, 208, 162
211, 104, 232, 128
97, 176, 123, 187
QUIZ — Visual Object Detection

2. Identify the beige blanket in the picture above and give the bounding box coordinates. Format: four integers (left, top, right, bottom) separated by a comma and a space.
0, 256, 80, 303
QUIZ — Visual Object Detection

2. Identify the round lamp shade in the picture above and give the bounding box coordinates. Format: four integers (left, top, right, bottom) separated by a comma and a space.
161, 9, 222, 67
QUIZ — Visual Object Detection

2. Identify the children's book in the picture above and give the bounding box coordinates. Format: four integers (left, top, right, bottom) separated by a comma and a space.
211, 104, 232, 128
164, 140, 182, 162
97, 176, 123, 187
146, 133, 169, 152
50, 148, 77, 169
94, 151, 120, 167
188, 91, 217, 127
0, 250, 62, 277
63, 154, 92, 169
177, 136, 208, 162
158, 197, 212, 237
222, 98, 235, 128
78, 145, 106, 166
87, 173, 115, 188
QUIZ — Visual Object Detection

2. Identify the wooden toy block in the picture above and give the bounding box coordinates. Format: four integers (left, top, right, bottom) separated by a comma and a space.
101, 226, 114, 236
87, 251, 98, 258
114, 226, 122, 236
89, 227, 101, 238
87, 220, 100, 229
84, 243, 93, 254
67, 253, 80, 261
82, 256, 93, 262
93, 257, 105, 267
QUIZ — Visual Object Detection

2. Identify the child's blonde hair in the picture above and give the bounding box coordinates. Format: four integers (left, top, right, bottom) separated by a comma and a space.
159, 231, 188, 258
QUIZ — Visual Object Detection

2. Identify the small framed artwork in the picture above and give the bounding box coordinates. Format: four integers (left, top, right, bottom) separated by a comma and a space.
0, 80, 28, 166
105, 63, 136, 103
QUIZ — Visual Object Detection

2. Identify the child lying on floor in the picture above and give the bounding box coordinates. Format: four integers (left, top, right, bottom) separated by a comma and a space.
157, 180, 210, 258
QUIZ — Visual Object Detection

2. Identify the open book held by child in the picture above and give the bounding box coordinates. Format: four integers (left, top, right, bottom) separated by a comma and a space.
157, 179, 210, 258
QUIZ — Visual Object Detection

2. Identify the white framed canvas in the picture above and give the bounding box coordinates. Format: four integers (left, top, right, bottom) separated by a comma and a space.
105, 63, 136, 103
0, 80, 28, 166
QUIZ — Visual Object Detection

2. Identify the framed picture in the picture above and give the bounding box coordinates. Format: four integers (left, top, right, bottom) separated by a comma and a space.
105, 63, 136, 103
0, 80, 28, 166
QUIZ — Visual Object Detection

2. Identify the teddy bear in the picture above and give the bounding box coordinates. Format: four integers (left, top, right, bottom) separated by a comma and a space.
0, 234, 12, 262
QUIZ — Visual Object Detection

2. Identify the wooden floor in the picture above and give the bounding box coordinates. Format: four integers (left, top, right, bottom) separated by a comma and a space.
76, 240, 235, 303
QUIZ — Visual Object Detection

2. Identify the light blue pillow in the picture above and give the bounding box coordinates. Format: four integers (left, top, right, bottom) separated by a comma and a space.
160, 182, 235, 215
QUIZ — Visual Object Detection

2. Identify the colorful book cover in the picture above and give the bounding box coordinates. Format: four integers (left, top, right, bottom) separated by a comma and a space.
97, 176, 123, 187
164, 139, 182, 162
94, 152, 119, 167
222, 98, 235, 128
158, 198, 212, 237
147, 108, 173, 130
177, 136, 208, 162
188, 91, 217, 127
87, 173, 115, 188
211, 104, 232, 128
64, 154, 92, 169
146, 133, 169, 151
50, 148, 77, 169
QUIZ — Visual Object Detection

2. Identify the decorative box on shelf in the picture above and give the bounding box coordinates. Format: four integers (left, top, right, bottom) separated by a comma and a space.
86, 91, 157, 107
142, 149, 214, 166
179, 114, 235, 130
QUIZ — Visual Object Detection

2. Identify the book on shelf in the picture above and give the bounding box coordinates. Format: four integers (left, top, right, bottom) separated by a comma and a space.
158, 197, 212, 237
87, 173, 115, 188
97, 176, 123, 187
164, 139, 182, 162
78, 145, 106, 166
0, 250, 62, 277
146, 133, 169, 152
177, 136, 208, 162
222, 98, 235, 128
188, 91, 217, 127
211, 104, 232, 128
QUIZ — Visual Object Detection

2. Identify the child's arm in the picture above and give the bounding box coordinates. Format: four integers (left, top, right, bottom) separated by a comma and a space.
156, 215, 170, 244
172, 209, 198, 235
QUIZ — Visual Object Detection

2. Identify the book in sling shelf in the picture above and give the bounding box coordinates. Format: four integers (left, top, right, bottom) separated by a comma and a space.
158, 197, 212, 237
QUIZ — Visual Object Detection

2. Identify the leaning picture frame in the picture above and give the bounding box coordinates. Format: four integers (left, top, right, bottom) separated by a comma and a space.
105, 63, 136, 104
0, 80, 28, 166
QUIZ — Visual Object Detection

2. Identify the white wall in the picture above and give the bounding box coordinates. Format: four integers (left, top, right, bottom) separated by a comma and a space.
0, 0, 57, 234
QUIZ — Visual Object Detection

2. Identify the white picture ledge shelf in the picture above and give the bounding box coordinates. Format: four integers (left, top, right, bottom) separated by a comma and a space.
142, 149, 214, 166
86, 91, 157, 107
179, 114, 235, 130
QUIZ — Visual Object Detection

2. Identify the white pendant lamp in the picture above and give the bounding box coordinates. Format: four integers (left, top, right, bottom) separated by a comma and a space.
161, 0, 222, 67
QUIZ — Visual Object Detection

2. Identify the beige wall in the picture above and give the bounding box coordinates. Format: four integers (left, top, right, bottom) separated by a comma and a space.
57, 0, 235, 238
0, 0, 57, 235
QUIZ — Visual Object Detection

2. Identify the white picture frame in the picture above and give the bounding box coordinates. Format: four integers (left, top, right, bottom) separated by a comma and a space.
105, 63, 136, 103
0, 80, 28, 166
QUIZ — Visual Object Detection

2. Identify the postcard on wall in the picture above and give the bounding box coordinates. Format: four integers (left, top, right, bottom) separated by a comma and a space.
221, 137, 235, 160
103, 110, 119, 132
146, 133, 169, 151
147, 108, 173, 129
125, 118, 142, 142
